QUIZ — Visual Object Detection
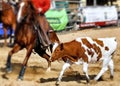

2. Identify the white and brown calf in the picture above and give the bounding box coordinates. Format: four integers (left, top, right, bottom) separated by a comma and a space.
50, 37, 117, 85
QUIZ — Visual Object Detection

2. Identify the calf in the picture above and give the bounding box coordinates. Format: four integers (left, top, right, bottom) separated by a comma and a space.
50, 37, 117, 85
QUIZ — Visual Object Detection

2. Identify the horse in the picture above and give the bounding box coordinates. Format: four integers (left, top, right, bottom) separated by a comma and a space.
6, 0, 60, 80
0, 0, 16, 46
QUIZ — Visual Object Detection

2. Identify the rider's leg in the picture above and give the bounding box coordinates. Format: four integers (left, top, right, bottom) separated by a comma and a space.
38, 14, 51, 46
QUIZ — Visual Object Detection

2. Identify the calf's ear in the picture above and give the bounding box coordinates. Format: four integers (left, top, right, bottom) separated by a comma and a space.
60, 43, 64, 50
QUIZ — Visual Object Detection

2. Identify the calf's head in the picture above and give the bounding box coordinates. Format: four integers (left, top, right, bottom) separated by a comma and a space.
50, 43, 65, 62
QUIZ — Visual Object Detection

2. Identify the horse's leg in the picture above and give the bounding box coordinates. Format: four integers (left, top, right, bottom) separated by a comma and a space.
36, 48, 51, 72
43, 53, 51, 72
9, 23, 16, 47
40, 51, 51, 72
18, 44, 33, 80
6, 43, 22, 72
8, 28, 13, 46
3, 27, 7, 46
12, 22, 16, 32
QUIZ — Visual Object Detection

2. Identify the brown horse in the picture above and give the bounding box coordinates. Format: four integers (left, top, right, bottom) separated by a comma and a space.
6, 0, 60, 80
0, 0, 16, 46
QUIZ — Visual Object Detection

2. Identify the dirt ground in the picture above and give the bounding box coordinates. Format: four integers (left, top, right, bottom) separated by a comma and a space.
0, 26, 120, 86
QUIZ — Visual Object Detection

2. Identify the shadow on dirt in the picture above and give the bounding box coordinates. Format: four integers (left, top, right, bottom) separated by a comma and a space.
39, 72, 103, 84
0, 63, 49, 80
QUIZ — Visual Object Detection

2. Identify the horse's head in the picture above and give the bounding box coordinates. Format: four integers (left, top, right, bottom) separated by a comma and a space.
17, 0, 36, 23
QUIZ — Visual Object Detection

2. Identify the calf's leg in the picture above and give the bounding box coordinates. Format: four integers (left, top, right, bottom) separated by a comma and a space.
83, 62, 90, 83
94, 56, 111, 81
108, 59, 114, 79
56, 60, 71, 85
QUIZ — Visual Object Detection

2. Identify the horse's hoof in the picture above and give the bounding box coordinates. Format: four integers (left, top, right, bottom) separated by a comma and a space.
6, 68, 12, 73
17, 78, 23, 81
0, 43, 4, 47
17, 76, 23, 81
17, 78, 22, 81
7, 43, 14, 48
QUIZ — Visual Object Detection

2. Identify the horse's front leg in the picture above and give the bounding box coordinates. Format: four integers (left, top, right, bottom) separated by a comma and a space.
42, 52, 51, 72
6, 54, 12, 73
6, 44, 21, 73
36, 49, 51, 72
18, 44, 33, 80
46, 58, 51, 72
3, 27, 7, 47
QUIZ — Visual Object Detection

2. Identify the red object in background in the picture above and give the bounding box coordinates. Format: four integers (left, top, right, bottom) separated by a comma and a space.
31, 0, 50, 14
79, 20, 117, 28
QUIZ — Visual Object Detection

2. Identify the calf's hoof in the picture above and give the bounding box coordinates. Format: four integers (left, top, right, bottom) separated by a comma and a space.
110, 75, 114, 80
55, 81, 60, 86
90, 80, 97, 84
46, 67, 51, 72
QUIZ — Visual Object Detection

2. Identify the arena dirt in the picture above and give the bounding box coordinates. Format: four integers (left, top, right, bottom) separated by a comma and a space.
0, 26, 120, 86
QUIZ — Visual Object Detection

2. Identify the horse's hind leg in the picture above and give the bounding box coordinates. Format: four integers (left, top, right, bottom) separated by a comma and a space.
18, 44, 33, 80
6, 44, 22, 73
